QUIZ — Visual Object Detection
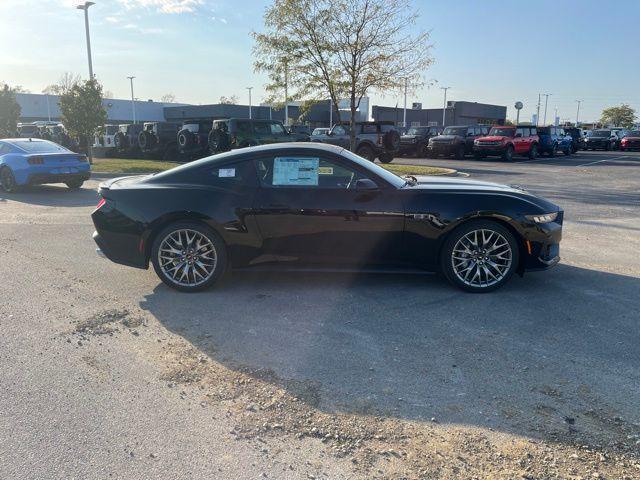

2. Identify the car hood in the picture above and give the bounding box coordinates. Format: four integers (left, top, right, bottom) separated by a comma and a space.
405, 176, 559, 211
400, 135, 420, 140
430, 135, 460, 142
477, 136, 509, 142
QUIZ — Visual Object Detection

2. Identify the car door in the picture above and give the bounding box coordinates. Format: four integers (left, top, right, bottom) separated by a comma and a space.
252, 152, 405, 265
324, 125, 351, 148
465, 127, 476, 152
253, 121, 272, 145
513, 127, 527, 154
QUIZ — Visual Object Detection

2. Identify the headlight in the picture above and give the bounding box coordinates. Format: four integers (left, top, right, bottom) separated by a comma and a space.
525, 212, 558, 224
474, 139, 479, 145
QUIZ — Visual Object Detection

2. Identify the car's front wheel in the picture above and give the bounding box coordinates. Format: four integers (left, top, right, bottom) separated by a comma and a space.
0, 167, 20, 193
66, 179, 84, 190
441, 220, 519, 293
151, 222, 227, 292
502, 145, 514, 162
356, 144, 375, 162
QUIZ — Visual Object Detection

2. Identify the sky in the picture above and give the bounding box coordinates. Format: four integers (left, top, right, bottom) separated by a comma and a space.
0, 0, 638, 123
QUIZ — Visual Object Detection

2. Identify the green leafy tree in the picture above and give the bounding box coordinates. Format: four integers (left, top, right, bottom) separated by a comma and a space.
253, 0, 434, 150
59, 79, 107, 162
600, 104, 636, 128
0, 83, 21, 137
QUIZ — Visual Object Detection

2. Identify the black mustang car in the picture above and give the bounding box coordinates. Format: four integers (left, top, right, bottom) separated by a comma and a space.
92, 143, 562, 293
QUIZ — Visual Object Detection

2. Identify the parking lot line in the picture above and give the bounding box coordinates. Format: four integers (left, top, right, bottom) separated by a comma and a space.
575, 156, 627, 167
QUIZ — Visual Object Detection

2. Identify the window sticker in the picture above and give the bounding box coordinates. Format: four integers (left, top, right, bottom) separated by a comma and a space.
218, 168, 236, 178
318, 166, 333, 175
273, 157, 319, 186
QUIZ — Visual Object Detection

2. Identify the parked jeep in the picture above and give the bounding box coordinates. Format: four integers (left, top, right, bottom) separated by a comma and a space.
16, 123, 41, 138
314, 121, 401, 163
113, 123, 144, 156
208, 119, 309, 154
536, 126, 572, 156
473, 125, 540, 161
563, 127, 585, 153
177, 121, 212, 159
40, 124, 78, 151
286, 124, 311, 136
583, 129, 618, 151
427, 125, 489, 159
138, 122, 181, 160
399, 125, 443, 157
620, 130, 640, 151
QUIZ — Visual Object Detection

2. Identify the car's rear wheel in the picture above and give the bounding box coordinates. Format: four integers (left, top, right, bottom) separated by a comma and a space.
502, 145, 514, 162
151, 222, 227, 292
356, 144, 375, 162
66, 179, 84, 190
0, 167, 20, 193
455, 144, 465, 160
528, 143, 538, 160
441, 220, 519, 293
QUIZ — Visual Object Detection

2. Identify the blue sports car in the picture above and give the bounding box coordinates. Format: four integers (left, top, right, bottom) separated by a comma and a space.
0, 138, 91, 192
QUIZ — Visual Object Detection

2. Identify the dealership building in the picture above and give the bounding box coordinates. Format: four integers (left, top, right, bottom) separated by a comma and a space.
16, 92, 505, 128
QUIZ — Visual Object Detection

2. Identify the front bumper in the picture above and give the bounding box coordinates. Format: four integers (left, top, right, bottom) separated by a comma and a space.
428, 143, 456, 155
473, 144, 506, 156
584, 140, 609, 149
521, 213, 563, 271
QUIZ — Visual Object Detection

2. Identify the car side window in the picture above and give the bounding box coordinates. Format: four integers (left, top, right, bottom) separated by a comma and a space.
332, 125, 347, 136
255, 156, 363, 189
200, 160, 258, 190
516, 127, 525, 137
236, 121, 252, 135
362, 124, 377, 134
253, 122, 271, 135
270, 122, 286, 135
467, 127, 475, 136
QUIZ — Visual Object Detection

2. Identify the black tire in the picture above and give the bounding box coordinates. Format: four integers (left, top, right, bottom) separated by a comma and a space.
356, 144, 376, 162
138, 130, 155, 150
455, 144, 465, 160
378, 152, 394, 164
548, 143, 557, 157
440, 219, 519, 293
114, 132, 127, 151
502, 145, 514, 162
177, 129, 194, 149
151, 222, 227, 292
65, 179, 84, 190
382, 130, 401, 151
0, 167, 20, 192
208, 129, 230, 153
563, 146, 571, 156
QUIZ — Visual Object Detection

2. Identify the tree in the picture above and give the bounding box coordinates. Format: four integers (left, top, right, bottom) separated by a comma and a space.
600, 104, 636, 128
0, 84, 21, 137
219, 95, 239, 105
161, 93, 176, 103
58, 79, 107, 162
253, 0, 434, 150
42, 72, 81, 96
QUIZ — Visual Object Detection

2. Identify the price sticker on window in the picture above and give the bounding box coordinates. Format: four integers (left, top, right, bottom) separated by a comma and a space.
218, 168, 235, 178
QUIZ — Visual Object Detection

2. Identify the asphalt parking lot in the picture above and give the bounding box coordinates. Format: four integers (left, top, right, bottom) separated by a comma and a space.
1, 150, 639, 479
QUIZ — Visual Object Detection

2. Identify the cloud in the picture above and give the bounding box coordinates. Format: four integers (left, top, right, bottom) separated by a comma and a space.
122, 23, 165, 34
105, 16, 120, 23
117, 0, 205, 14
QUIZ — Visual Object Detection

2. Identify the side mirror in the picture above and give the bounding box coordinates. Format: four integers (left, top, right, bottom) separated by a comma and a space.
355, 178, 379, 190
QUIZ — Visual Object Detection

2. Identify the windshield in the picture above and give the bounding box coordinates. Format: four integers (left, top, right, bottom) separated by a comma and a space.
19, 125, 39, 134
312, 128, 328, 135
339, 149, 406, 188
442, 127, 467, 136
591, 130, 610, 137
488, 127, 515, 137
10, 139, 69, 153
406, 127, 428, 135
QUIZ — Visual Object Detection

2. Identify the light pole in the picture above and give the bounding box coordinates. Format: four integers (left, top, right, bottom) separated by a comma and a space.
536, 93, 541, 126
403, 78, 408, 127
127, 76, 136, 124
246, 87, 253, 119
76, 2, 95, 79
542, 93, 551, 126
440, 87, 450, 127
575, 100, 582, 125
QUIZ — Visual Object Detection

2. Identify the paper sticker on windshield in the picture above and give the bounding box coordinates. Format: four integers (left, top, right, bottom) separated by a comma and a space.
273, 157, 319, 186
318, 166, 333, 175
218, 168, 235, 178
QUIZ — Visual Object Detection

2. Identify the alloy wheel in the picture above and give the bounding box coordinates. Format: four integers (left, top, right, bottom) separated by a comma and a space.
157, 229, 218, 287
451, 229, 513, 288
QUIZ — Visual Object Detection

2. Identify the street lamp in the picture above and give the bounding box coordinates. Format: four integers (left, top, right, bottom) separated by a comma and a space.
575, 100, 582, 125
76, 2, 95, 79
542, 93, 551, 126
440, 86, 450, 127
246, 87, 253, 119
127, 76, 136, 124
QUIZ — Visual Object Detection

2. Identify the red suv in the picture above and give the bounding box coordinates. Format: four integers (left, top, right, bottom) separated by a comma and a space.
473, 125, 539, 161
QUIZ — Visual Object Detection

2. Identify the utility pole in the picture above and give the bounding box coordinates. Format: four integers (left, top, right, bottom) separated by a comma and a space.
403, 78, 408, 127
45, 94, 51, 122
542, 93, 551, 126
329, 97, 332, 127
283, 60, 289, 126
127, 76, 136, 124
575, 100, 582, 125
76, 2, 95, 79
536, 93, 541, 126
246, 87, 253, 119
440, 86, 450, 127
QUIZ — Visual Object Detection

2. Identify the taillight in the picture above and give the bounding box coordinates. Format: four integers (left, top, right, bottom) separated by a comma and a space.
28, 156, 44, 165
95, 198, 106, 211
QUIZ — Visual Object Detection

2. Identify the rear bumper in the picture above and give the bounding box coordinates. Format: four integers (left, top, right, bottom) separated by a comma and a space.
92, 231, 148, 269
26, 171, 90, 186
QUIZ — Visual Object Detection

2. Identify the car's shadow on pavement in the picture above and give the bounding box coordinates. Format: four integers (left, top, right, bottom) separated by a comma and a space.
0, 184, 98, 207
139, 264, 640, 450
